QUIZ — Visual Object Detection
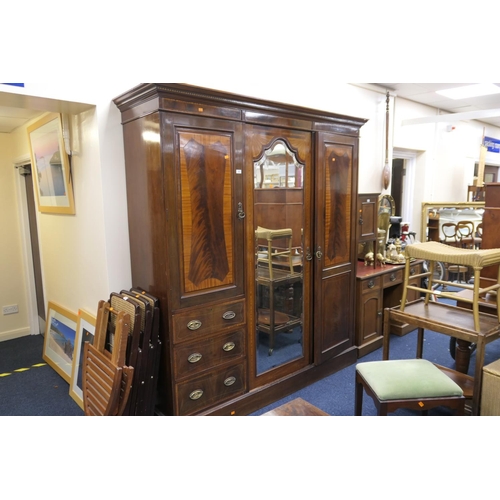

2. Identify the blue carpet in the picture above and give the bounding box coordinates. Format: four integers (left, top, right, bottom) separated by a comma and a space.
2, 312, 500, 416
250, 325, 500, 416
0, 334, 83, 416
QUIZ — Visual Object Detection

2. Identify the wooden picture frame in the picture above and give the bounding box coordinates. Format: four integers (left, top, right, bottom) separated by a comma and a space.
69, 309, 96, 410
27, 112, 75, 214
42, 302, 78, 383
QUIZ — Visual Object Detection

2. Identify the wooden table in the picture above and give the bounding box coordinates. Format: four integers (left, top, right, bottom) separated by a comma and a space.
383, 299, 500, 415
454, 289, 498, 373
261, 397, 328, 416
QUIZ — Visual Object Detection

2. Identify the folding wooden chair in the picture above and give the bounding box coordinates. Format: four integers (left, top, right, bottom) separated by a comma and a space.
82, 303, 134, 416
130, 287, 161, 416
121, 290, 155, 415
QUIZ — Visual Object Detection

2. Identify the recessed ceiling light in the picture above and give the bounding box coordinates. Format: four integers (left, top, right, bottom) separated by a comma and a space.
436, 83, 500, 100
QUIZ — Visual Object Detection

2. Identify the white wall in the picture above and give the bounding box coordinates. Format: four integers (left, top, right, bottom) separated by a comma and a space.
0, 134, 30, 340
392, 96, 500, 237
1, 82, 136, 337
2, 82, 500, 342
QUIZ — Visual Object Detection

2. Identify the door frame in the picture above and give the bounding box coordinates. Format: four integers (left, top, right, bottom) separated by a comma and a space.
14, 155, 45, 335
393, 148, 416, 225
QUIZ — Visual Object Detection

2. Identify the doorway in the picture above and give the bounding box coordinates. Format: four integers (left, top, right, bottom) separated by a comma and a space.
391, 158, 404, 215
17, 163, 45, 334
392, 149, 417, 230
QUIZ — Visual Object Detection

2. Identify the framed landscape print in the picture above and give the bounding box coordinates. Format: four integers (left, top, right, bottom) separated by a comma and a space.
42, 302, 78, 383
69, 309, 96, 409
27, 112, 75, 214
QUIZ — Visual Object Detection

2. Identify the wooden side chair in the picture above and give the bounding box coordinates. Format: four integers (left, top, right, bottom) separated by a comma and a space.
473, 222, 483, 249
440, 222, 459, 246
255, 226, 294, 279
355, 359, 465, 416
456, 220, 475, 249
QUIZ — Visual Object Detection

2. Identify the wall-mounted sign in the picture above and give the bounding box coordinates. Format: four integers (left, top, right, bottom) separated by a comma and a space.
484, 136, 500, 153
1, 83, 25, 87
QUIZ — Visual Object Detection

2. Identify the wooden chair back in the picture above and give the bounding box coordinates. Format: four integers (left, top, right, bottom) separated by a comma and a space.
441, 223, 459, 245
456, 220, 474, 248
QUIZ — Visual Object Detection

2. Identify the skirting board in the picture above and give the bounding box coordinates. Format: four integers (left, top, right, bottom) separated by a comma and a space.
0, 328, 32, 343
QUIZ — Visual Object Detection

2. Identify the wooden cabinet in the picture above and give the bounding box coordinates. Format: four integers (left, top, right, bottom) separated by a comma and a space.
481, 183, 500, 284
355, 260, 423, 357
356, 193, 379, 256
427, 212, 440, 241
114, 84, 366, 415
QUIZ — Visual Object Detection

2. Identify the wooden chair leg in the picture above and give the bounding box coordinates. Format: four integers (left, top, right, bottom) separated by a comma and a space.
355, 373, 363, 416
378, 402, 387, 416
417, 327, 424, 359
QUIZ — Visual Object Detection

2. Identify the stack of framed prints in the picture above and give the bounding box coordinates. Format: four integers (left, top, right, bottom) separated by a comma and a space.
42, 302, 96, 410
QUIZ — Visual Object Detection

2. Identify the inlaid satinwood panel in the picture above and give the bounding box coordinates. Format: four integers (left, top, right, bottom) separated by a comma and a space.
178, 130, 234, 292
164, 113, 245, 309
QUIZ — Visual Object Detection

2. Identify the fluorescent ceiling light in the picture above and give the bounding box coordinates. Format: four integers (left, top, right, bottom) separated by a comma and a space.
436, 83, 500, 100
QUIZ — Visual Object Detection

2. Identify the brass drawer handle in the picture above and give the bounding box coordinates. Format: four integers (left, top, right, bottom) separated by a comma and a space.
223, 341, 235, 352
187, 352, 202, 363
368, 280, 375, 289
224, 376, 236, 386
390, 273, 396, 282
189, 389, 204, 400
222, 310, 236, 320
187, 319, 202, 331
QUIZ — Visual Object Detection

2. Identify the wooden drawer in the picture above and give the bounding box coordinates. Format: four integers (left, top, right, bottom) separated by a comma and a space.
175, 362, 246, 415
409, 262, 422, 276
172, 299, 245, 344
383, 268, 403, 287
173, 329, 245, 380
360, 276, 381, 293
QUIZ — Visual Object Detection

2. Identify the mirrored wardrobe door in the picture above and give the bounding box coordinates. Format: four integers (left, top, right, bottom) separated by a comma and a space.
245, 124, 312, 388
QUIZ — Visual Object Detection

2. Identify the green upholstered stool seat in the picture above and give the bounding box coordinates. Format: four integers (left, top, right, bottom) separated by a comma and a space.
355, 359, 466, 416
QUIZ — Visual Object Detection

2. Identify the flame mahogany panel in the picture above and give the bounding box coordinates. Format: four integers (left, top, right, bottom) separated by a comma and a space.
179, 132, 233, 292
324, 144, 353, 267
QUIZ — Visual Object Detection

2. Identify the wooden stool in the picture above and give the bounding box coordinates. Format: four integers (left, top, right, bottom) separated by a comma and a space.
448, 264, 468, 283
355, 359, 465, 416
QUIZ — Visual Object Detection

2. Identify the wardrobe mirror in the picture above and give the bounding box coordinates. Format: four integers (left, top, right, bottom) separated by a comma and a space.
253, 139, 305, 375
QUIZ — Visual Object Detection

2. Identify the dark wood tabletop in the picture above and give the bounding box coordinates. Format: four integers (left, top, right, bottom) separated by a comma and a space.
261, 397, 329, 416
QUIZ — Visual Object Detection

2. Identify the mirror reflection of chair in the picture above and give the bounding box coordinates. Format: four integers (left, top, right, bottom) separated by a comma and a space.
456, 220, 475, 249
440, 222, 459, 246
255, 226, 302, 356
255, 226, 294, 279
474, 222, 483, 249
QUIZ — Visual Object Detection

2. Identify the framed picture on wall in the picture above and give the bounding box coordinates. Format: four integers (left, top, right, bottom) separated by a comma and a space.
69, 309, 96, 410
42, 302, 78, 383
27, 112, 75, 214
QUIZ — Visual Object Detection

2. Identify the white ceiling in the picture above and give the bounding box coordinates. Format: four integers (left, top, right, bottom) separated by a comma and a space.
0, 105, 43, 133
0, 87, 94, 134
2, 83, 500, 133
369, 83, 500, 127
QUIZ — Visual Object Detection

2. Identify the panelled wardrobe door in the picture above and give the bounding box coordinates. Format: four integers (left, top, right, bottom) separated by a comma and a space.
245, 124, 313, 388
313, 132, 359, 364
162, 112, 245, 309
